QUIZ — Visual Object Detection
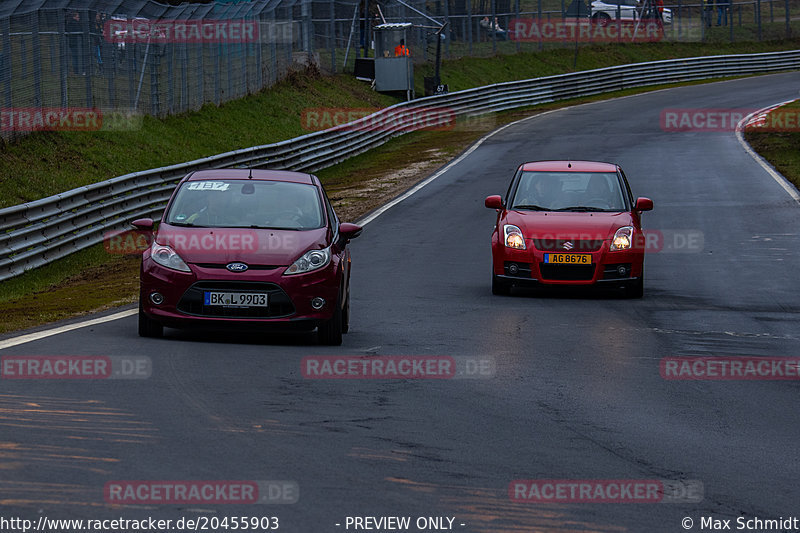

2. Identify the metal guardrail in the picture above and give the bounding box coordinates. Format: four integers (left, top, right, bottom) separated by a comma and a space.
1, 49, 798, 282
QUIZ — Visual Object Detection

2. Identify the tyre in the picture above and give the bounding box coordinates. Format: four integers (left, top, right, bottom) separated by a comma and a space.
492, 274, 512, 296
318, 296, 343, 345
624, 275, 644, 299
138, 301, 163, 337
341, 287, 351, 334
593, 12, 611, 26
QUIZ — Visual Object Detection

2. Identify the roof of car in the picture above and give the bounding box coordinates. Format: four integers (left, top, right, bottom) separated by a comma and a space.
520, 161, 619, 172
185, 169, 316, 184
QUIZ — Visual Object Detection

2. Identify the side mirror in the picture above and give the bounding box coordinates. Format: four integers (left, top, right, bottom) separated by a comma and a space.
635, 197, 653, 212
131, 218, 154, 230
339, 222, 363, 240
485, 195, 504, 209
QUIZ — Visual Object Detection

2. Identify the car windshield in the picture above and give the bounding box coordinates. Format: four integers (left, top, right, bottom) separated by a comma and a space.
165, 179, 324, 230
511, 171, 627, 212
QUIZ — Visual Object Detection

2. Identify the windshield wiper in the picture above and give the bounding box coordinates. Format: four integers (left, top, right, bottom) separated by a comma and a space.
512, 204, 549, 211
168, 221, 208, 227
553, 206, 608, 212
247, 225, 302, 231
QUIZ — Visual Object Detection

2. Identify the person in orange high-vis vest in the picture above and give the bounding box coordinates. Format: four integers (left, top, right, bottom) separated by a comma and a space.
394, 39, 410, 57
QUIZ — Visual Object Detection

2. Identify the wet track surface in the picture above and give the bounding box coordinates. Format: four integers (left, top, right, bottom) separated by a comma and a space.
1, 72, 799, 532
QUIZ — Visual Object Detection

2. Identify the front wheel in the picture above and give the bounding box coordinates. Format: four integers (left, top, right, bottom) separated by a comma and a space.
492, 274, 512, 296
318, 297, 343, 345
341, 287, 351, 334
624, 275, 644, 299
138, 301, 163, 337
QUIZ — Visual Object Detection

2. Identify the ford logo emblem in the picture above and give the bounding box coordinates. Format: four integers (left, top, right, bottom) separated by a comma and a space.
226, 262, 249, 272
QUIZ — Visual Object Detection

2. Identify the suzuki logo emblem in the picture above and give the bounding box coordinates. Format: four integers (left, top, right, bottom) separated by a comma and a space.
562, 241, 574, 250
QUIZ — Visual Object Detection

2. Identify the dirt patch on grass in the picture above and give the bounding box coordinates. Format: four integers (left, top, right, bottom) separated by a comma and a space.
328, 149, 450, 222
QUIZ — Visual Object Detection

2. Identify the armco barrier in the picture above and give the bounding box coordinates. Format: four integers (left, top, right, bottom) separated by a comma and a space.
1, 49, 799, 281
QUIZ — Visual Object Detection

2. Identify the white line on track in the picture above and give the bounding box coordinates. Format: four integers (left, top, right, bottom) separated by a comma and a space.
736, 99, 800, 206
0, 309, 137, 351
3, 83, 797, 350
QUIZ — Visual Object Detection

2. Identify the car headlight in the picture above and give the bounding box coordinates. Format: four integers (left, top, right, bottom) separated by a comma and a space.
504, 224, 526, 250
150, 242, 191, 272
610, 226, 634, 251
284, 246, 331, 275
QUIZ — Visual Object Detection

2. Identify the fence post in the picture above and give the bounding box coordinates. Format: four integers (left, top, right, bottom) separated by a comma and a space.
255, 17, 263, 90
302, 0, 313, 55
467, 0, 472, 55
167, 41, 175, 114
56, 11, 67, 109
515, 0, 520, 52
2, 17, 12, 110
196, 41, 204, 109
82, 9, 92, 108
227, 37, 234, 98
180, 41, 188, 111
490, 0, 497, 53
729, 3, 734, 41
786, 0, 790, 37
444, 0, 451, 58
214, 40, 221, 105
329, 0, 336, 73
127, 18, 136, 111
150, 44, 160, 116
270, 10, 278, 84
757, 0, 762, 40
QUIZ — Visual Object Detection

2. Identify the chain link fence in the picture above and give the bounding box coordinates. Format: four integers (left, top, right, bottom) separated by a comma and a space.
1, 0, 799, 141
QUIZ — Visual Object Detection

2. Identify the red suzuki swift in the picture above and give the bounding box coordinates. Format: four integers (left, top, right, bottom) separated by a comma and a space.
485, 161, 653, 298
134, 169, 362, 344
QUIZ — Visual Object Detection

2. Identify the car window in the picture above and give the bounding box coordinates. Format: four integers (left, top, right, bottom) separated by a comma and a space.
165, 180, 324, 230
511, 171, 628, 211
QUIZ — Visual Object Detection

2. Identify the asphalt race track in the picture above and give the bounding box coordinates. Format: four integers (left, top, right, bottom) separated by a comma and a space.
1, 72, 799, 532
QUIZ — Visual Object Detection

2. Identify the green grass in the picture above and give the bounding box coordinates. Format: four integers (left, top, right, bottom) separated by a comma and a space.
414, 39, 800, 92
745, 99, 800, 191
0, 68, 399, 209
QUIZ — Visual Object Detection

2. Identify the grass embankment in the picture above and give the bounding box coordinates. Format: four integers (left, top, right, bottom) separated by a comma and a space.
744, 100, 800, 191
1, 38, 799, 334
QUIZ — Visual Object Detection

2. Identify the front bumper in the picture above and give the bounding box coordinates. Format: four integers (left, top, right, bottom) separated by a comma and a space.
491, 239, 644, 286
140, 255, 341, 328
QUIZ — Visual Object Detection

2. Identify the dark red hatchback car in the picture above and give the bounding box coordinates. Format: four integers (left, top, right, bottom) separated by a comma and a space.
134, 169, 362, 345
485, 161, 653, 298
